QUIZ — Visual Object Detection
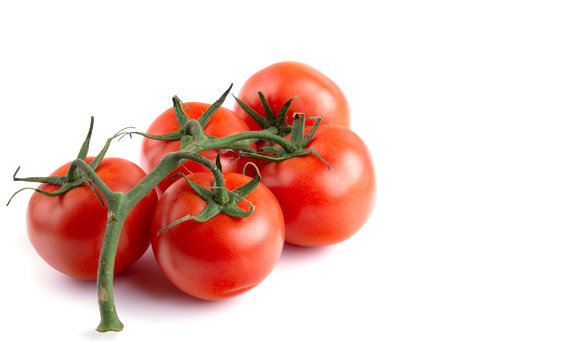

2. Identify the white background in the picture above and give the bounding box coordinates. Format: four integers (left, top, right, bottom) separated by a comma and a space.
1, 1, 574, 359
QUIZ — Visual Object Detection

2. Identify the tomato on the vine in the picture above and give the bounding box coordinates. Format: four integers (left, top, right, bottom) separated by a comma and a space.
234, 61, 351, 130
260, 124, 376, 247
151, 172, 284, 300
26, 157, 158, 280
140, 102, 252, 194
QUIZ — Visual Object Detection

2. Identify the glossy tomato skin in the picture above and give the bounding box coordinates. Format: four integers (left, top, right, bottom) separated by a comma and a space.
140, 102, 252, 194
151, 172, 284, 300
234, 61, 350, 130
261, 125, 376, 247
26, 157, 158, 280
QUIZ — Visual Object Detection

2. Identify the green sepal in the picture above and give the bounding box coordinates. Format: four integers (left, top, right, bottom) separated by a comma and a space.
90, 125, 135, 171
158, 173, 260, 232
219, 176, 258, 218
301, 116, 322, 148
11, 166, 66, 187
9, 163, 108, 207
172, 95, 191, 128
6, 183, 73, 206
147, 86, 233, 151
77, 116, 95, 161
290, 112, 306, 148
221, 201, 254, 218
233, 92, 296, 136
158, 200, 222, 233
7, 116, 121, 206
197, 84, 233, 129
233, 95, 268, 129
179, 173, 214, 200
229, 175, 260, 204
258, 92, 275, 124
275, 96, 297, 129
193, 202, 222, 222
85, 179, 106, 207
305, 148, 331, 170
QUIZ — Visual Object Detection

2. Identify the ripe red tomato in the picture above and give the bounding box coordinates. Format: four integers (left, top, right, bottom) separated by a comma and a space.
260, 125, 376, 247
140, 102, 252, 194
151, 172, 284, 300
234, 61, 351, 130
26, 157, 158, 280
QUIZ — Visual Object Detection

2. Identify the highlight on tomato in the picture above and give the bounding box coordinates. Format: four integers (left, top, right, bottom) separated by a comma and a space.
151, 172, 285, 300
25, 157, 158, 280
260, 124, 376, 247
234, 61, 351, 130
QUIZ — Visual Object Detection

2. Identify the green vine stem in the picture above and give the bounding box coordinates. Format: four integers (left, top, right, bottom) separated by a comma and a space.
92, 131, 297, 331
97, 193, 129, 331
89, 124, 313, 331
11, 87, 327, 332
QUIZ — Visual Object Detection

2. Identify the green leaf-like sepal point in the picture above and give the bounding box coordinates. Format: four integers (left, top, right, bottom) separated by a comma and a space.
197, 84, 233, 129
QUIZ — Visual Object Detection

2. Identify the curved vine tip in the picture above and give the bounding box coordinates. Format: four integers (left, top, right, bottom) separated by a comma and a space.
242, 161, 262, 179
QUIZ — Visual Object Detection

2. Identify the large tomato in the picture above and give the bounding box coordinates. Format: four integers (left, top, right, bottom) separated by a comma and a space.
151, 172, 284, 300
234, 61, 351, 130
140, 102, 252, 194
260, 125, 376, 247
26, 157, 158, 280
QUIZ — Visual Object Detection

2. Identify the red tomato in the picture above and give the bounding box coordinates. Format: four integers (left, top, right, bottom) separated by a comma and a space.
26, 157, 158, 280
140, 102, 252, 194
234, 61, 351, 130
151, 172, 284, 300
260, 125, 376, 247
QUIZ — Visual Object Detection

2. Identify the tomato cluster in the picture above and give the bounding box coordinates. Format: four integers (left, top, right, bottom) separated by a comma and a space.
23, 61, 376, 305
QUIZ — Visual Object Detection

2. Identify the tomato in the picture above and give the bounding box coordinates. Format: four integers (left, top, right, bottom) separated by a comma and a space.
26, 157, 158, 280
140, 102, 252, 194
260, 125, 376, 247
234, 61, 351, 130
151, 172, 284, 300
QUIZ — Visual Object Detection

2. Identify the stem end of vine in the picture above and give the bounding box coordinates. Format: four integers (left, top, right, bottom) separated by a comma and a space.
96, 316, 124, 333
